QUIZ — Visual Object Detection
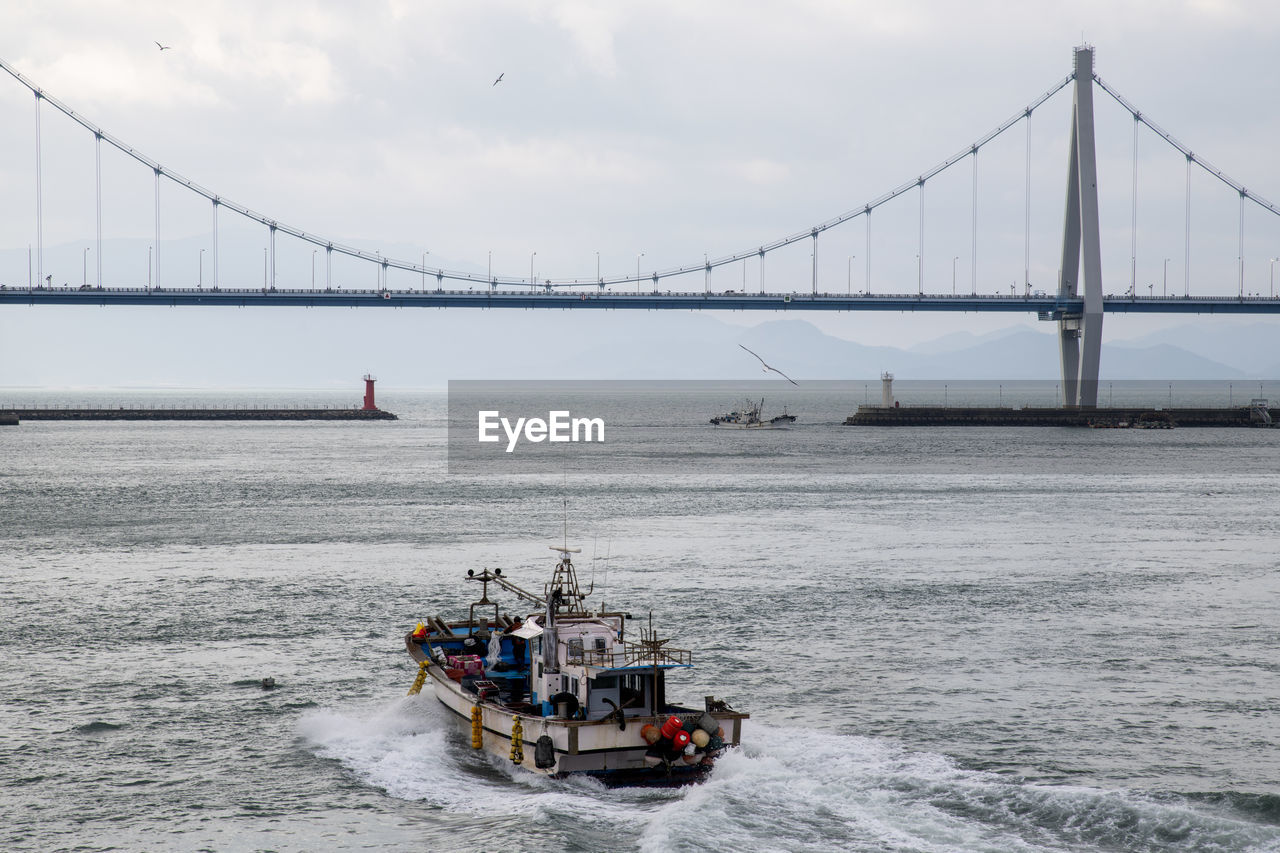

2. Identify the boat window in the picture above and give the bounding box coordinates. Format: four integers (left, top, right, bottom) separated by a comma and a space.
567, 638, 583, 662
537, 662, 543, 678
594, 638, 607, 653
589, 675, 617, 689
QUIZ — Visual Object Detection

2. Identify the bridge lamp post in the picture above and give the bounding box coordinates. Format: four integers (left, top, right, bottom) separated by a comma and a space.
199, 248, 205, 288
1270, 258, 1278, 298
82, 247, 88, 287
147, 245, 152, 291
530, 251, 536, 291
421, 252, 428, 292
1163, 258, 1170, 297
847, 255, 855, 294
636, 252, 644, 294
312, 250, 317, 289
952, 256, 959, 295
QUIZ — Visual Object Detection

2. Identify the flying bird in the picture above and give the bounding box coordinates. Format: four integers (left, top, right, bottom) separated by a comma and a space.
155, 41, 172, 51
492, 72, 504, 86
739, 344, 798, 385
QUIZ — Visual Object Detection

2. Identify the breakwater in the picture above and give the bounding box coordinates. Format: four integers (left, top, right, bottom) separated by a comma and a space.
845, 405, 1275, 427
6, 407, 396, 422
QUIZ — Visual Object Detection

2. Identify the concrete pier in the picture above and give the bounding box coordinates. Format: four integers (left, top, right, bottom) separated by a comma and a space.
8, 407, 396, 421
845, 406, 1275, 428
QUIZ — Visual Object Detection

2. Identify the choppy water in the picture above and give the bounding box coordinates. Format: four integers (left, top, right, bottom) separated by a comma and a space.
4, 384, 1280, 852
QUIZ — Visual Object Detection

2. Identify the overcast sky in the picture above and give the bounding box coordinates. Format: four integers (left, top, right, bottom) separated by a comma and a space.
2, 1, 1279, 386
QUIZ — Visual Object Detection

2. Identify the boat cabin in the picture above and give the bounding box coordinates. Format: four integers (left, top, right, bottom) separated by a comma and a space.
412, 551, 693, 722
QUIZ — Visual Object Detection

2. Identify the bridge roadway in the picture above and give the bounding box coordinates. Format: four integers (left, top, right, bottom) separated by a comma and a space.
4, 285, 1280, 314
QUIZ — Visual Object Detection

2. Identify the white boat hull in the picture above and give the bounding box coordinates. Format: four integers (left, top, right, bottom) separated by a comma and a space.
412, 649, 744, 783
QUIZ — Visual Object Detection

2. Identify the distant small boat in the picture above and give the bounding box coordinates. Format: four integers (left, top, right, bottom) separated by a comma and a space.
709, 398, 795, 429
769, 406, 796, 426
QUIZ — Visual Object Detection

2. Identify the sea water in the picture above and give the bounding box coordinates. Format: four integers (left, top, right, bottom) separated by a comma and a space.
3, 384, 1280, 852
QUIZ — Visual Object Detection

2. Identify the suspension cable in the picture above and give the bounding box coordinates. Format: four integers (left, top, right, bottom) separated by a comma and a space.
1024, 110, 1032, 288
0, 54, 1076, 289
1094, 74, 1280, 219
33, 91, 42, 288
1130, 114, 1138, 293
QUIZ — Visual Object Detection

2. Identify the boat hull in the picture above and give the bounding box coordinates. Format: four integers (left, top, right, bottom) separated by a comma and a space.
408, 637, 745, 785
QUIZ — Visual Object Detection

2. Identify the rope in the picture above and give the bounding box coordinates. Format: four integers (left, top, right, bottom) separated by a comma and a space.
407, 660, 430, 696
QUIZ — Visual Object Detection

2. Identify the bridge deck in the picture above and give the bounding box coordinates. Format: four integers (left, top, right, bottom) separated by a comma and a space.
4, 286, 1280, 314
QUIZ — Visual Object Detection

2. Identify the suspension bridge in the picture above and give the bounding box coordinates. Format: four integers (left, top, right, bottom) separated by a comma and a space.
2, 46, 1278, 406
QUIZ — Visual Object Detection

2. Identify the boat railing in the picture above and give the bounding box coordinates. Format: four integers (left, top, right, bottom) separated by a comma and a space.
567, 642, 692, 668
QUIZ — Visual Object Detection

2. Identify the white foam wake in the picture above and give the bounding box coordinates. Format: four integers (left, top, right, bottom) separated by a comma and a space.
299, 702, 1280, 852
637, 724, 1280, 853
296, 695, 672, 827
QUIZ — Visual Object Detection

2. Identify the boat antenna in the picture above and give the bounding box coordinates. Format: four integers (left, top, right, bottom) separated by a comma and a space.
561, 449, 570, 552
592, 534, 613, 615
602, 536, 612, 612
590, 534, 599, 611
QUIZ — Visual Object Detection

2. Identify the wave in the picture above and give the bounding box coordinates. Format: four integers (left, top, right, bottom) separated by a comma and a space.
298, 701, 1280, 853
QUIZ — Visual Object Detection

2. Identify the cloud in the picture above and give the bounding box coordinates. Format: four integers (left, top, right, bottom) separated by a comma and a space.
548, 2, 623, 78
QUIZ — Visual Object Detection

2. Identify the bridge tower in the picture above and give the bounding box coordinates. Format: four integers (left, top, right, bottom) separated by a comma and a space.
1057, 46, 1105, 408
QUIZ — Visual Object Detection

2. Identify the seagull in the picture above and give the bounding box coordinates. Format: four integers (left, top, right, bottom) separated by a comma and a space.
739, 344, 798, 385
492, 72, 504, 86
155, 41, 172, 51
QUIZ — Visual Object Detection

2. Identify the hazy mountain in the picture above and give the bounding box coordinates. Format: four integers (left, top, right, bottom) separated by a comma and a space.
733, 322, 1243, 380
907, 327, 1030, 355
1120, 322, 1280, 376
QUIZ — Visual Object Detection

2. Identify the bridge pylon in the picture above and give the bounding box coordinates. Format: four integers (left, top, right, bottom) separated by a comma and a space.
1056, 46, 1105, 409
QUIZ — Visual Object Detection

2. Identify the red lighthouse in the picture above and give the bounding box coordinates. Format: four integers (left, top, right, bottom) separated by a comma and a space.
362, 374, 378, 411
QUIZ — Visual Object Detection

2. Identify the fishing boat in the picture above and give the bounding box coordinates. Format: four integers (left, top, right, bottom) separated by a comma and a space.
709, 398, 795, 429
769, 405, 797, 426
404, 545, 747, 786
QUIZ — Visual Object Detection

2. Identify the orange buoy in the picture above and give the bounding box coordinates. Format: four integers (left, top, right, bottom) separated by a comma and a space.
641, 724, 661, 745
660, 716, 683, 740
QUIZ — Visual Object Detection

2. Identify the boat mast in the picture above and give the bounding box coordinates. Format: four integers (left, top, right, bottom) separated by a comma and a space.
546, 546, 589, 616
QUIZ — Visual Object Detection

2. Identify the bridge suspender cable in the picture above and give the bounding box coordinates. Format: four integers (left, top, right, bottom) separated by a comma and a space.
0, 54, 1073, 290
1093, 74, 1280, 219
4, 50, 1274, 292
